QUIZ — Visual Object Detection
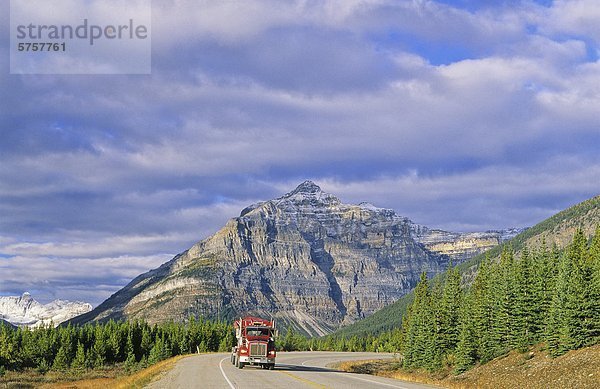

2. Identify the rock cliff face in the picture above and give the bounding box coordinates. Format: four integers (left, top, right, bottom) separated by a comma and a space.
0, 292, 92, 328
414, 227, 525, 263
72, 182, 513, 335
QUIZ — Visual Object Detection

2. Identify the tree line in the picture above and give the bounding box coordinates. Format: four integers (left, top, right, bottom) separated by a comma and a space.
0, 313, 404, 375
0, 317, 234, 374
401, 227, 600, 373
277, 326, 402, 353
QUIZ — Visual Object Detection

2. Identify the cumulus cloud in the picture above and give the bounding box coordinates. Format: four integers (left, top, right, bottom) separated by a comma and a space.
1, 0, 599, 305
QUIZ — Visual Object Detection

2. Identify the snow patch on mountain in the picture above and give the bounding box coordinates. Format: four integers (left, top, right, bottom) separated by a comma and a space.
0, 292, 92, 327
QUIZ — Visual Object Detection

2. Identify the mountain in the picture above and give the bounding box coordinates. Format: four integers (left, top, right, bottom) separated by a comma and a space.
413, 227, 524, 262
334, 194, 600, 338
71, 181, 512, 335
0, 292, 92, 328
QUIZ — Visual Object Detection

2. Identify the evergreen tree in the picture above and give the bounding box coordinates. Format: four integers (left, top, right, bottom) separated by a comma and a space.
591, 227, 600, 344
546, 250, 571, 356
471, 256, 496, 362
437, 265, 462, 362
52, 345, 69, 371
512, 247, 536, 351
124, 328, 137, 371
546, 230, 592, 355
148, 336, 165, 365
140, 325, 153, 358
492, 246, 515, 352
565, 228, 600, 348
402, 272, 437, 369
533, 240, 557, 339
454, 292, 477, 373
71, 342, 86, 372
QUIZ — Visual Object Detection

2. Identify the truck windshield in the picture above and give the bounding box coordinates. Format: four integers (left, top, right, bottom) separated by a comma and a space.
246, 327, 271, 336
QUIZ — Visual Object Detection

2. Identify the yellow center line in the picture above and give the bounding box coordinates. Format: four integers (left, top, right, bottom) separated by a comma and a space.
277, 370, 330, 389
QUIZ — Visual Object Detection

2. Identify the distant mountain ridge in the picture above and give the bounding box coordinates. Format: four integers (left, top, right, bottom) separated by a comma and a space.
0, 292, 92, 328
71, 181, 518, 335
413, 227, 525, 262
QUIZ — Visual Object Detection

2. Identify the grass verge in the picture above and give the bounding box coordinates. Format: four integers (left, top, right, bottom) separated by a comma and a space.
333, 343, 600, 389
0, 355, 188, 389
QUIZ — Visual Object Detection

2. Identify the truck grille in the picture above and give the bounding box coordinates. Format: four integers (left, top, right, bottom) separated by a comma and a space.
249, 343, 267, 357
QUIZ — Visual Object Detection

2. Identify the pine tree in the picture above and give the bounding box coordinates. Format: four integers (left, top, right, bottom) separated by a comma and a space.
0, 323, 16, 370
438, 265, 462, 361
90, 325, 107, 368
567, 228, 600, 348
140, 326, 152, 359
148, 335, 167, 364
471, 256, 496, 362
532, 240, 556, 339
124, 328, 137, 372
454, 291, 477, 373
402, 272, 437, 369
546, 230, 592, 356
546, 251, 571, 356
71, 342, 86, 372
52, 345, 69, 371
591, 227, 600, 345
424, 281, 442, 371
492, 246, 515, 352
512, 247, 536, 351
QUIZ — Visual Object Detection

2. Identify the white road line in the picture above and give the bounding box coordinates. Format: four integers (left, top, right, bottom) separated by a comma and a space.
219, 356, 236, 389
300, 360, 409, 389
340, 373, 410, 389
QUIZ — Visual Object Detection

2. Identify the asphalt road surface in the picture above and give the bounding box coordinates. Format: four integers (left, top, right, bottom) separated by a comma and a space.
146, 351, 440, 389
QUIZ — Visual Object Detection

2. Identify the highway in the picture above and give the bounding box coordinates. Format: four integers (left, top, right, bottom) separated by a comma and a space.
146, 351, 440, 389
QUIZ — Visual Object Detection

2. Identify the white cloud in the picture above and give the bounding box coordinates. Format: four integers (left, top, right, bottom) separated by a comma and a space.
0, 253, 171, 305
320, 157, 600, 231
0, 234, 191, 258
541, 0, 600, 41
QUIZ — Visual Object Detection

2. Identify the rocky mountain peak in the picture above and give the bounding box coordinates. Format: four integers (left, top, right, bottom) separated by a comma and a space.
288, 180, 322, 195
281, 180, 325, 200
277, 180, 340, 208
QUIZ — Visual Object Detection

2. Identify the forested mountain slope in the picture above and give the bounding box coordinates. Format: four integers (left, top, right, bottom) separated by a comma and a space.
334, 195, 600, 338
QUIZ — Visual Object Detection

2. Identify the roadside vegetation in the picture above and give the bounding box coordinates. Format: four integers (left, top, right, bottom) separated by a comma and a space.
400, 227, 600, 374
335, 343, 600, 389
0, 318, 232, 386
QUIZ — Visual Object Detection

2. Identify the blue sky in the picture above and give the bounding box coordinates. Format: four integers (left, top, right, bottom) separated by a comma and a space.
1, 0, 599, 305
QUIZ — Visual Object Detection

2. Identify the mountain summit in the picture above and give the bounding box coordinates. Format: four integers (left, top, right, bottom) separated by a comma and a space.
71, 182, 516, 335
288, 180, 322, 195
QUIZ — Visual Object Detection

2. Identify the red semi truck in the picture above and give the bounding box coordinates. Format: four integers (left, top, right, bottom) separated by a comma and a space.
230, 316, 277, 369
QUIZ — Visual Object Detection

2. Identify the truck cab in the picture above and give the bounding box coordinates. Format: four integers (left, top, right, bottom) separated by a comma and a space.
231, 317, 276, 370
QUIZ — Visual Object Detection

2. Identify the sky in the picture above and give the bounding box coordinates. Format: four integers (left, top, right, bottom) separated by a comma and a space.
1, 0, 599, 306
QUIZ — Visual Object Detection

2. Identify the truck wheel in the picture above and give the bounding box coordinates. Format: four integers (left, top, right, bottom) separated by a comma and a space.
269, 364, 275, 370
238, 362, 244, 369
